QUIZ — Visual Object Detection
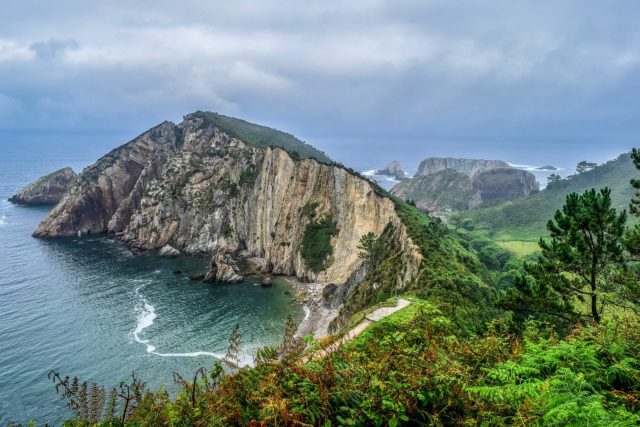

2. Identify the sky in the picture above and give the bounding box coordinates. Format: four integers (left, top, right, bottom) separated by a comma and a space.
1, 0, 639, 172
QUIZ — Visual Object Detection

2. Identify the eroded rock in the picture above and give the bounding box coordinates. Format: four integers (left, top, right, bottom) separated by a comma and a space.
9, 167, 77, 205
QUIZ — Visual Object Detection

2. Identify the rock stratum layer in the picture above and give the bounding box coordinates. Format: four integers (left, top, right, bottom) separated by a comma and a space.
34, 113, 420, 299
415, 157, 510, 178
9, 167, 77, 205
393, 157, 539, 212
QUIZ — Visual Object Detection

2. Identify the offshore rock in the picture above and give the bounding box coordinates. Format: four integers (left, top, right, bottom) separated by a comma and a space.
204, 252, 243, 283
159, 244, 180, 257
9, 167, 77, 205
376, 160, 407, 181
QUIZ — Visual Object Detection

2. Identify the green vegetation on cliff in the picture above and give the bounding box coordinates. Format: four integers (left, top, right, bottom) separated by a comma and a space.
301, 217, 339, 273
189, 111, 332, 163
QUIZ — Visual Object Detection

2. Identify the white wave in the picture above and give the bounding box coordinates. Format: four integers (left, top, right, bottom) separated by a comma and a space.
132, 283, 240, 363
133, 285, 158, 353
361, 169, 377, 176
0, 215, 6, 226
303, 305, 311, 321
508, 163, 564, 172
152, 350, 225, 358
152, 270, 161, 274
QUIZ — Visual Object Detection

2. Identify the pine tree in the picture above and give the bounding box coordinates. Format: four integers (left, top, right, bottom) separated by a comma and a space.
546, 173, 562, 189
576, 160, 597, 174
357, 232, 377, 260
503, 188, 627, 323
629, 149, 640, 216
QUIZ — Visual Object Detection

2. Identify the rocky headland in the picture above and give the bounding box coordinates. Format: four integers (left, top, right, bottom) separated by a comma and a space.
33, 112, 421, 336
9, 167, 77, 205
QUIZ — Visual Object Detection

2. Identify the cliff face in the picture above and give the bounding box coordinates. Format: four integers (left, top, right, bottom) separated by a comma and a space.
472, 168, 539, 203
416, 158, 510, 178
9, 167, 77, 205
34, 114, 419, 288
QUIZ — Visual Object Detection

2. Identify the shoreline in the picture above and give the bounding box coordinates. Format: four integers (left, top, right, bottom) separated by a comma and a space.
282, 276, 338, 339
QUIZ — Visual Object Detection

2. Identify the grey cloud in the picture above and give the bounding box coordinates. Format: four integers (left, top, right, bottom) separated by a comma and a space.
29, 38, 79, 61
0, 1, 638, 168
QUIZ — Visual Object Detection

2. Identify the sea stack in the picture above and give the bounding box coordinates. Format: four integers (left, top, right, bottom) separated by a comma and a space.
9, 167, 77, 205
376, 160, 407, 181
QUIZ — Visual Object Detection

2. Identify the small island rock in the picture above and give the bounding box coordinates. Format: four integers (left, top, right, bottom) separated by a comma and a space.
376, 160, 407, 181
9, 167, 77, 205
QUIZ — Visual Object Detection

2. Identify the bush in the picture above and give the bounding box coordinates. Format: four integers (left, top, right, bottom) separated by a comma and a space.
301, 217, 339, 272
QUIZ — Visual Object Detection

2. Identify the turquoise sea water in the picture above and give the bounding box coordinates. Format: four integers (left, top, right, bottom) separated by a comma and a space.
0, 136, 302, 425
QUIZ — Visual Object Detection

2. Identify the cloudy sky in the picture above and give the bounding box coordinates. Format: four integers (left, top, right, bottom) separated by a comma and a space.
1, 1, 638, 170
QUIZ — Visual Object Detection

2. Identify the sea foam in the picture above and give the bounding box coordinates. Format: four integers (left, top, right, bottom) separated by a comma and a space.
133, 283, 234, 362
133, 285, 158, 353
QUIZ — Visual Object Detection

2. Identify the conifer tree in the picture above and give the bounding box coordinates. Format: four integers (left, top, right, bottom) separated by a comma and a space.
629, 148, 640, 216
503, 188, 627, 323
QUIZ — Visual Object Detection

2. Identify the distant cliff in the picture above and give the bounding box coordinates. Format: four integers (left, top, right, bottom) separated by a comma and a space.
416, 158, 510, 178
33, 113, 421, 333
393, 157, 538, 212
9, 167, 77, 205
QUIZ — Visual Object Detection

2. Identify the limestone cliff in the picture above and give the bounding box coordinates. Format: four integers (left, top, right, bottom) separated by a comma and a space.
415, 157, 510, 178
34, 113, 421, 292
9, 167, 77, 205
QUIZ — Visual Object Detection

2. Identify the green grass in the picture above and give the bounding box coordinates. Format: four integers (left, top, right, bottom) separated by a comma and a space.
189, 111, 332, 163
495, 240, 540, 257
461, 153, 637, 240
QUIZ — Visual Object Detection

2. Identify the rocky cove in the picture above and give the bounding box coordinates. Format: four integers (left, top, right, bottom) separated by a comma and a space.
30, 112, 422, 337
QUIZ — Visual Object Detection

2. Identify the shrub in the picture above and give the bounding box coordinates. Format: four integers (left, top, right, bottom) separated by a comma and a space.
301, 217, 338, 272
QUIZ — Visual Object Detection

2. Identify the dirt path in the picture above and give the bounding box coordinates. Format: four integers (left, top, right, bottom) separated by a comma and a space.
305, 298, 411, 361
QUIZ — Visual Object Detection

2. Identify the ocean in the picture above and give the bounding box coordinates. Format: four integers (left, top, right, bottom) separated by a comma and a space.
0, 135, 302, 425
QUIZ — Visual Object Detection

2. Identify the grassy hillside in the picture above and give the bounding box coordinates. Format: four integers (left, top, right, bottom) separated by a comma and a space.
459, 152, 636, 245
189, 111, 332, 163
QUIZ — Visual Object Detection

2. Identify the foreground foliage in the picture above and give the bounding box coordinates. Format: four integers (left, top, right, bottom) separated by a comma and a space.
50, 302, 639, 426
38, 152, 640, 426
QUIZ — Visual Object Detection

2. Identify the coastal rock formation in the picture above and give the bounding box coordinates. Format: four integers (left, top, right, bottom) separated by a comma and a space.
158, 244, 180, 257
415, 158, 510, 178
376, 160, 407, 181
9, 167, 77, 205
471, 168, 539, 204
203, 252, 244, 283
34, 112, 422, 330
393, 157, 539, 212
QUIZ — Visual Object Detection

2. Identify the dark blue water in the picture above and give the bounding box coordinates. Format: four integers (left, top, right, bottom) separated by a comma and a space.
0, 135, 302, 425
